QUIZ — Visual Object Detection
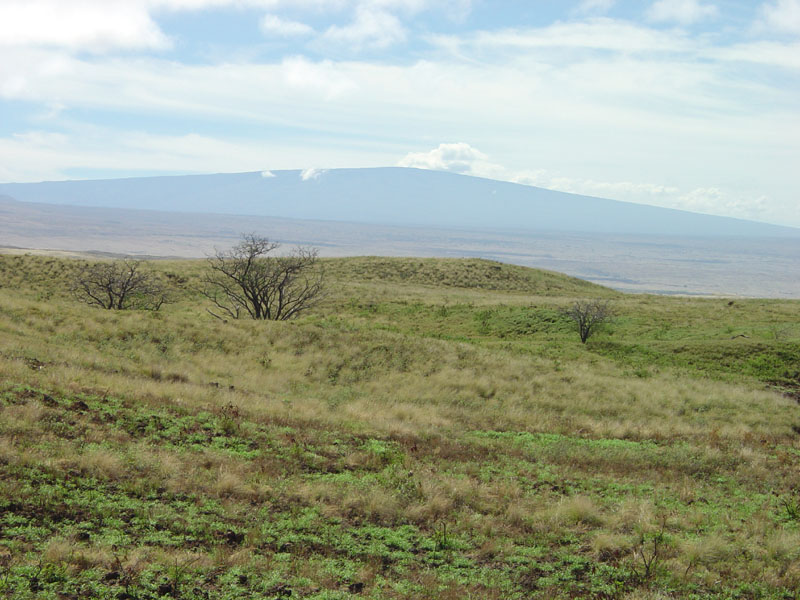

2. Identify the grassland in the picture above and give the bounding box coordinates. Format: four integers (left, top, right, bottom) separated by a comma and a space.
1, 253, 799, 599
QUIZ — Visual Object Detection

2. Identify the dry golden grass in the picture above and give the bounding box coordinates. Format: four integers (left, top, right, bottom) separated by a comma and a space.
2, 254, 800, 598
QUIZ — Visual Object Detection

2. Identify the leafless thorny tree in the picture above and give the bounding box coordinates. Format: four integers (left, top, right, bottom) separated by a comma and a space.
563, 299, 614, 343
71, 259, 171, 310
201, 234, 324, 321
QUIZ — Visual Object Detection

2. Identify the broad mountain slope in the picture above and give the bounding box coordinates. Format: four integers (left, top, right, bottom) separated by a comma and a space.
1, 168, 797, 237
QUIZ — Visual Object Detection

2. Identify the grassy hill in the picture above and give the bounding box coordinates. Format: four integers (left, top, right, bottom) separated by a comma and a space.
322, 257, 613, 295
1, 254, 799, 599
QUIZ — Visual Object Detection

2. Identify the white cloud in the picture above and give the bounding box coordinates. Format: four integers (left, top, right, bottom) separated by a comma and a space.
433, 19, 697, 55
0, 0, 170, 52
457, 19, 800, 71
260, 169, 276, 177
575, 0, 616, 15
0, 0, 473, 54
0, 127, 383, 183
396, 143, 781, 224
398, 143, 683, 203
673, 188, 771, 221
398, 142, 492, 174
351, 0, 472, 19
711, 40, 800, 69
758, 0, 800, 35
10, 130, 70, 149
646, 0, 718, 25
539, 179, 778, 223
301, 167, 326, 180
323, 6, 406, 48
260, 14, 315, 37
546, 177, 680, 200
0, 0, 351, 53
282, 56, 358, 98
259, 0, 474, 49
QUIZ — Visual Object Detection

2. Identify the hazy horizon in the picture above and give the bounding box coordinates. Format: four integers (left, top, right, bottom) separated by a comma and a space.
3, 191, 800, 298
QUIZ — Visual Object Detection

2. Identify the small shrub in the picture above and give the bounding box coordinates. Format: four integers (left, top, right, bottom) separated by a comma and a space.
562, 299, 614, 344
71, 260, 171, 311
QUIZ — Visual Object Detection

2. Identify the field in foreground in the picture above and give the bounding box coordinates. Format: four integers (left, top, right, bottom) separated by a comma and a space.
1, 254, 799, 599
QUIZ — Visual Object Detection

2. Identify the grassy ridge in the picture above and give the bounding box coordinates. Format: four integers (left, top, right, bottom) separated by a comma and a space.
1, 254, 799, 599
322, 257, 614, 295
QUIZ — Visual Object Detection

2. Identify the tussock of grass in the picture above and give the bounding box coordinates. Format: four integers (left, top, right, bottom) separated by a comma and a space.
1, 253, 799, 598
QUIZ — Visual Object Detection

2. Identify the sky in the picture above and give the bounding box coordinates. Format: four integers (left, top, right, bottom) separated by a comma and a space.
0, 0, 798, 226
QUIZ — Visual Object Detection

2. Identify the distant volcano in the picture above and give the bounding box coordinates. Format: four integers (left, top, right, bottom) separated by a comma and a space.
1, 167, 797, 238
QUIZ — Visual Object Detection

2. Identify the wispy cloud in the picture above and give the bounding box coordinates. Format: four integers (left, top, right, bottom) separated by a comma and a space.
574, 0, 617, 15
758, 0, 800, 35
0, 126, 383, 183
260, 15, 315, 37
322, 6, 406, 48
646, 0, 718, 25
710, 40, 800, 69
396, 142, 782, 223
432, 19, 697, 55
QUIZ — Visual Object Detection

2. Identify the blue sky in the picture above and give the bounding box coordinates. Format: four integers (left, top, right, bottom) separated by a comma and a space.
0, 0, 798, 226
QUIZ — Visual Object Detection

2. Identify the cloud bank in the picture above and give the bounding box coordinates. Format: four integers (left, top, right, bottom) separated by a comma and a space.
398, 142, 786, 224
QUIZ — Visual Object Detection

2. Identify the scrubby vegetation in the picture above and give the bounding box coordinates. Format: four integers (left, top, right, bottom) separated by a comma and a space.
71, 259, 172, 311
1, 253, 799, 599
201, 235, 324, 321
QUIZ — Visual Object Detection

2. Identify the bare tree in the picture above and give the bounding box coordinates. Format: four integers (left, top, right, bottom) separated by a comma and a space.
563, 299, 614, 343
201, 234, 324, 320
71, 259, 171, 310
